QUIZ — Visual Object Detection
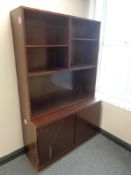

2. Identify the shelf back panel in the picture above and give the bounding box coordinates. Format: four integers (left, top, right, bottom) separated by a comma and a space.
24, 9, 69, 45
27, 47, 68, 72
71, 18, 100, 39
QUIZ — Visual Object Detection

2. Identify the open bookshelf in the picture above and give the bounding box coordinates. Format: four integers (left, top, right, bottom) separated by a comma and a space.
10, 6, 101, 171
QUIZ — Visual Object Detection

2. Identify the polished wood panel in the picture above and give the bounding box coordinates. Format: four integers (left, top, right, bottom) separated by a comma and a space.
75, 117, 97, 144
26, 44, 69, 47
75, 102, 101, 144
33, 99, 100, 127
37, 125, 50, 165
10, 7, 31, 121
50, 115, 75, 158
10, 7, 38, 165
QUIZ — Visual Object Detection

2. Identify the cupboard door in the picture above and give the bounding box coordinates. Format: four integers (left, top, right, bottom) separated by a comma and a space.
75, 102, 101, 144
50, 115, 75, 159
37, 125, 50, 165
75, 117, 97, 144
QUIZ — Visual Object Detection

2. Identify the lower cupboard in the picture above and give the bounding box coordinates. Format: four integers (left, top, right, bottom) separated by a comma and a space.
32, 101, 101, 170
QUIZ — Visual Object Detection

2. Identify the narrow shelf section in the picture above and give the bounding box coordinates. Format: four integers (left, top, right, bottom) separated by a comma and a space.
28, 65, 96, 77
26, 45, 69, 48
71, 38, 98, 42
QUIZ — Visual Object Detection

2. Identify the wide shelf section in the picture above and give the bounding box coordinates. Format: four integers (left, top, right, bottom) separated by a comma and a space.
28, 65, 96, 77
29, 69, 96, 118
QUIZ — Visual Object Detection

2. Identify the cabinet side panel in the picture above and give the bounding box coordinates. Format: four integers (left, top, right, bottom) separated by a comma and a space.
10, 8, 31, 120
77, 102, 101, 126
10, 8, 30, 135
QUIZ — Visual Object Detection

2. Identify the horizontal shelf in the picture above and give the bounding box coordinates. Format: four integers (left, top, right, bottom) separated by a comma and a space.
71, 38, 98, 42
31, 93, 92, 119
28, 65, 96, 77
32, 98, 100, 126
70, 65, 96, 70
28, 68, 67, 76
26, 44, 69, 48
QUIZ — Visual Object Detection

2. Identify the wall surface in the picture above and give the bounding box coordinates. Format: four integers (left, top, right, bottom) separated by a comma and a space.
101, 103, 131, 145
0, 0, 86, 158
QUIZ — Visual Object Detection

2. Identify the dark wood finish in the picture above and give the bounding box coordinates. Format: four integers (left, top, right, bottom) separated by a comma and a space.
27, 47, 68, 72
24, 9, 69, 45
71, 40, 99, 67
71, 17, 100, 39
72, 38, 98, 41
75, 102, 101, 144
32, 99, 100, 127
28, 65, 96, 77
37, 125, 50, 165
75, 117, 97, 144
10, 6, 101, 171
10, 7, 31, 120
26, 45, 69, 47
37, 115, 75, 166
50, 115, 75, 158
10, 7, 39, 165
29, 70, 96, 117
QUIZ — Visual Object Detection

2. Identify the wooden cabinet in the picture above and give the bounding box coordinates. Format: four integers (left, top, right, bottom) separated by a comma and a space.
10, 6, 101, 171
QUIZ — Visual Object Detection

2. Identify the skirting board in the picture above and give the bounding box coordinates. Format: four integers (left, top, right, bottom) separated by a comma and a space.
0, 147, 25, 166
0, 129, 131, 166
99, 128, 131, 153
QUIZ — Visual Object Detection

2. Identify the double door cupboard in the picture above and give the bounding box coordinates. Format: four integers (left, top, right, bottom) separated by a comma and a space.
10, 6, 101, 171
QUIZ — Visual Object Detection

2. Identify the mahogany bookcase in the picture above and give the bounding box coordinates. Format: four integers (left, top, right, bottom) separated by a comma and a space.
10, 6, 101, 171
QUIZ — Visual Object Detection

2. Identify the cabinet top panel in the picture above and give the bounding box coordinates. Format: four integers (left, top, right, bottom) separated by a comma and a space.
32, 98, 101, 127
11, 6, 101, 23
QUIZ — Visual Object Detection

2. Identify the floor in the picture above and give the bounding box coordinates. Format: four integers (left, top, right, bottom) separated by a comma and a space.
0, 134, 131, 175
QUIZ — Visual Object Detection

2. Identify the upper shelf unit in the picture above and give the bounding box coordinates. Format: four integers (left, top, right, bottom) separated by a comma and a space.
23, 8, 100, 76
10, 6, 101, 119
24, 9, 69, 45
